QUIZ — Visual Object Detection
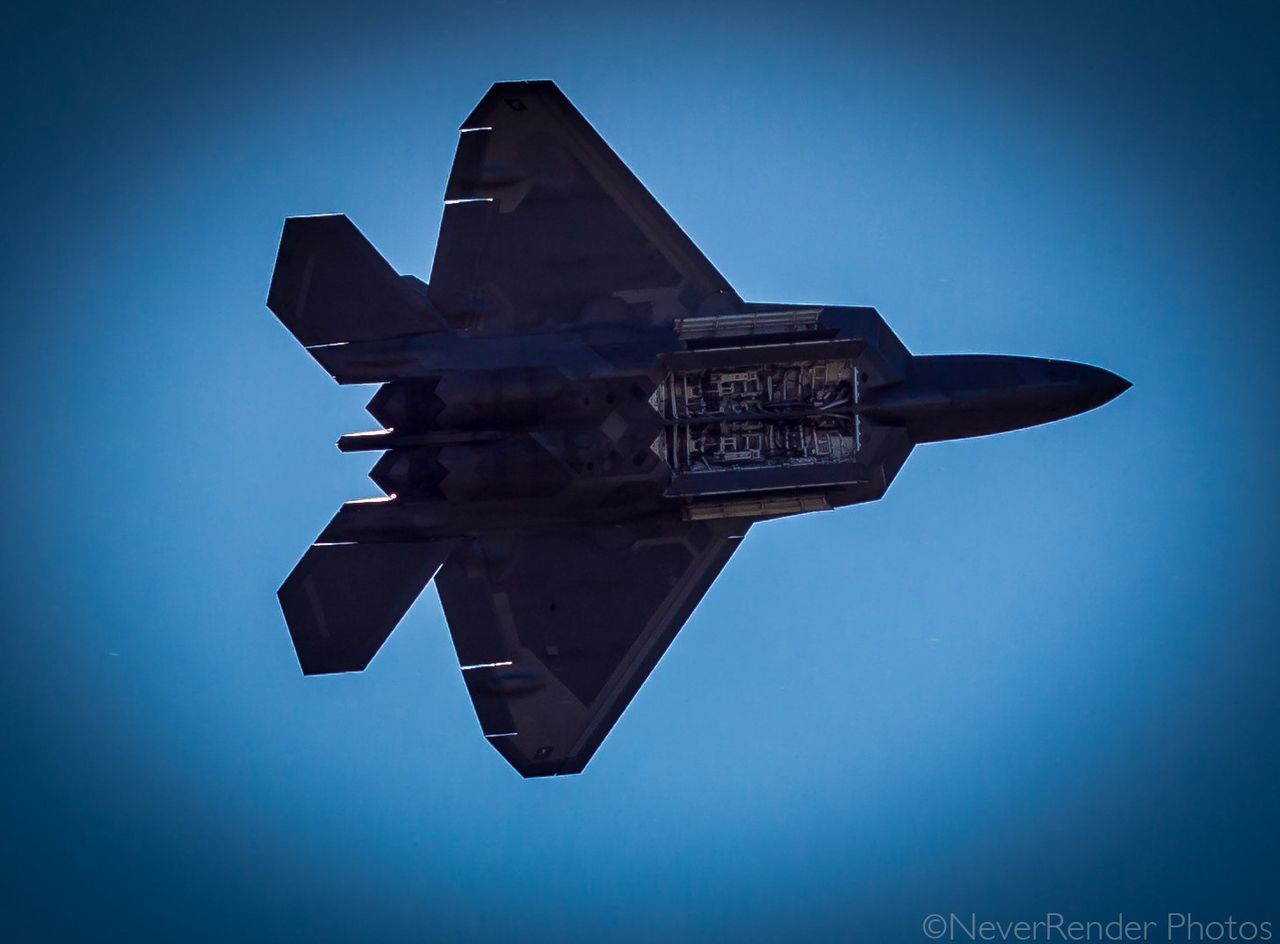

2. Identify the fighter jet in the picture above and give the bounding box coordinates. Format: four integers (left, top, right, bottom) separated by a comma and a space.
268, 80, 1129, 777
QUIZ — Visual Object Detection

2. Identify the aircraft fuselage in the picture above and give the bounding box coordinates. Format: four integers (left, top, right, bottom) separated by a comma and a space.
316, 307, 1128, 543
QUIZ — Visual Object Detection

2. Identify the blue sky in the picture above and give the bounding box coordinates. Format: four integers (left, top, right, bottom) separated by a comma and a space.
3, 3, 1278, 941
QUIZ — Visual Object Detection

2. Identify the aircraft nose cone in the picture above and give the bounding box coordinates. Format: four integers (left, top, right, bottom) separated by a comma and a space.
1079, 364, 1132, 410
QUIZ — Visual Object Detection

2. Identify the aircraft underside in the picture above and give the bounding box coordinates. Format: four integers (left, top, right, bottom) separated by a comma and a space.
267, 81, 1127, 777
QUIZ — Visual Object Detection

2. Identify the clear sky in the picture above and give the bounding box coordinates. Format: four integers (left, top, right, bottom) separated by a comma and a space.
3, 2, 1278, 941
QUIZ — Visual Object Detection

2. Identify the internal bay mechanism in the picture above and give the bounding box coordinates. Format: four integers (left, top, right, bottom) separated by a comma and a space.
652, 358, 861, 474
672, 307, 823, 342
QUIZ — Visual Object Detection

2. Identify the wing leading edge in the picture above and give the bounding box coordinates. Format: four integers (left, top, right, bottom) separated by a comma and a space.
435, 517, 750, 777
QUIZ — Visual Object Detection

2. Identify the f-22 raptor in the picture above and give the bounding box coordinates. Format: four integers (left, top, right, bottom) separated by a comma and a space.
269, 81, 1129, 777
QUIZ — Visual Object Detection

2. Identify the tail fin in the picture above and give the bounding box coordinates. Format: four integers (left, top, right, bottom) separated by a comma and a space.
267, 214, 447, 356
278, 537, 455, 675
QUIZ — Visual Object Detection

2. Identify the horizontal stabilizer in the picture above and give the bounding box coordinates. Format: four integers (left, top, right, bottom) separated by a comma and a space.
278, 539, 453, 675
267, 214, 446, 349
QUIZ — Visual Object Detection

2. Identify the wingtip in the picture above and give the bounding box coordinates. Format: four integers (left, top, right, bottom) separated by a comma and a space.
463, 80, 564, 127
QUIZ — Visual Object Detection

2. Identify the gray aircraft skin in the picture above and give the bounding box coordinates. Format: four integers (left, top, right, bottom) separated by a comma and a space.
268, 81, 1130, 778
